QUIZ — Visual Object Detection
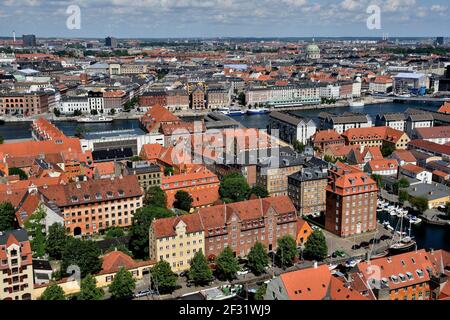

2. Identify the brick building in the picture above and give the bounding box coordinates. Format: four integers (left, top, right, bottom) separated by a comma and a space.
0, 92, 50, 116
325, 163, 378, 238
39, 176, 143, 236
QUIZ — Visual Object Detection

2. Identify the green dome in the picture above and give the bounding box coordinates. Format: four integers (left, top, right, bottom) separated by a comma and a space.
306, 44, 320, 53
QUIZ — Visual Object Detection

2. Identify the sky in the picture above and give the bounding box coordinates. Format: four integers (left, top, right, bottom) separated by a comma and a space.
0, 0, 449, 38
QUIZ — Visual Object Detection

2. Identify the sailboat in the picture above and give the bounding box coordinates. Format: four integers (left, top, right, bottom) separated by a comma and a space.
389, 214, 417, 254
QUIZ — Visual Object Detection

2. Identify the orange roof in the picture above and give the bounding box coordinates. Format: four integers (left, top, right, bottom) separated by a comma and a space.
312, 130, 344, 143
279, 265, 368, 300
400, 163, 426, 175
437, 102, 450, 114
93, 162, 116, 176
140, 104, 180, 132
100, 251, 154, 275
343, 126, 407, 144
391, 150, 416, 163
367, 159, 398, 172
151, 213, 204, 238
103, 90, 126, 98
358, 249, 434, 290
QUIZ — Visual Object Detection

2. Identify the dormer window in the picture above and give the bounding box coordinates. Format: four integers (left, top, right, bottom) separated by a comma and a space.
390, 275, 399, 283
95, 193, 102, 200
416, 269, 424, 278
406, 272, 413, 280
71, 196, 79, 203
106, 191, 113, 198
118, 189, 125, 197
399, 274, 406, 282
84, 194, 90, 201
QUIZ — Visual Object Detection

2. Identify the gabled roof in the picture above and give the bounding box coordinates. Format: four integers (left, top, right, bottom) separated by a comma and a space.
100, 251, 154, 275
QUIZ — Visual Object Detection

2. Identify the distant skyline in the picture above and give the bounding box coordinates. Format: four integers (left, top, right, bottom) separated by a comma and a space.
0, 0, 449, 39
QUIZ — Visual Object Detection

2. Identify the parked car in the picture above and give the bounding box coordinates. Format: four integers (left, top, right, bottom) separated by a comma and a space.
332, 250, 346, 258
134, 289, 154, 298
237, 269, 250, 276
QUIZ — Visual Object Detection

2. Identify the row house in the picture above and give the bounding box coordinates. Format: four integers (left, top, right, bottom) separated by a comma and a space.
311, 130, 345, 152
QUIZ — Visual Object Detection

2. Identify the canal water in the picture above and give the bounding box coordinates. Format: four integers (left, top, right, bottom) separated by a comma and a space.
378, 212, 450, 252
0, 101, 448, 251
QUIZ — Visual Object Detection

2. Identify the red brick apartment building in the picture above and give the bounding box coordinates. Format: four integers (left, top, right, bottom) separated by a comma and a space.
39, 176, 143, 236
325, 163, 378, 238
150, 196, 298, 261
0, 92, 50, 116
198, 196, 298, 258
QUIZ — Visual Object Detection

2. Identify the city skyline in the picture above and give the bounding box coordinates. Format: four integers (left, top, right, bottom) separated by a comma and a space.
0, 0, 449, 38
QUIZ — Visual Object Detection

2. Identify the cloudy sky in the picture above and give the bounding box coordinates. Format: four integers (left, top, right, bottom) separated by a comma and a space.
0, 0, 449, 38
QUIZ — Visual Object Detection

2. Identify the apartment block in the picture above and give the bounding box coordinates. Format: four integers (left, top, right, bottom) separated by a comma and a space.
0, 229, 34, 300
325, 164, 378, 238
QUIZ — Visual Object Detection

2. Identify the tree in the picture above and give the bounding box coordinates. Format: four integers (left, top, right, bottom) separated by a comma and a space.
248, 186, 269, 199
393, 177, 410, 194
398, 189, 409, 205
173, 190, 193, 212
303, 230, 328, 261
8, 167, 28, 180
276, 235, 298, 268
104, 226, 125, 239
150, 261, 178, 294
61, 237, 102, 278
0, 135, 3, 144
24, 205, 47, 258
109, 267, 136, 299
109, 108, 116, 115
129, 206, 175, 259
254, 284, 267, 300
371, 174, 382, 188
0, 202, 16, 231
53, 108, 61, 117
73, 110, 82, 116
164, 166, 174, 176
45, 223, 67, 260
381, 142, 395, 157
106, 243, 132, 256
189, 250, 213, 286
39, 283, 66, 300
144, 186, 167, 207
215, 247, 240, 281
247, 242, 269, 275
78, 274, 104, 300
219, 173, 250, 203
90, 109, 98, 116
238, 92, 246, 106
293, 140, 305, 153
410, 196, 428, 213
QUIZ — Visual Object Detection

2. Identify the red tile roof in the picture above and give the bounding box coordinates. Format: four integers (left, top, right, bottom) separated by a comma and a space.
415, 126, 450, 140
391, 150, 416, 163
400, 163, 426, 175
312, 130, 344, 143
437, 102, 450, 114
151, 214, 204, 238
100, 251, 154, 275
358, 249, 434, 290
343, 126, 407, 144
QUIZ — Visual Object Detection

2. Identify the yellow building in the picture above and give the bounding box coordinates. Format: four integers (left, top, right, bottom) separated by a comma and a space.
256, 158, 303, 197
149, 215, 205, 273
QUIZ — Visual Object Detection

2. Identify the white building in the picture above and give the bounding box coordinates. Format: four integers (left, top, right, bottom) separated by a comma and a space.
405, 113, 434, 137
319, 84, 340, 99
269, 111, 317, 145
400, 164, 433, 184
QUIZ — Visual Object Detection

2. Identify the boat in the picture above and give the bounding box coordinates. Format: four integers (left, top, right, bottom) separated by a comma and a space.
328, 263, 338, 271
406, 215, 422, 225
219, 107, 246, 116
349, 101, 365, 107
389, 210, 398, 217
386, 225, 394, 231
77, 116, 113, 123
389, 213, 417, 254
247, 107, 270, 115
370, 250, 389, 259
